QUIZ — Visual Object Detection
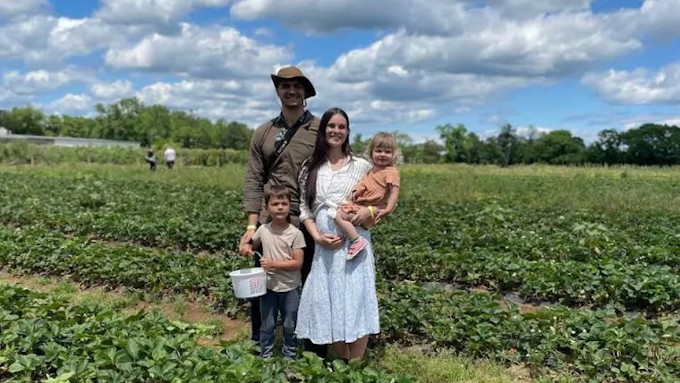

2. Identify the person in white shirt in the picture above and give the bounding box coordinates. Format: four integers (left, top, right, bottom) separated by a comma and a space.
164, 147, 176, 169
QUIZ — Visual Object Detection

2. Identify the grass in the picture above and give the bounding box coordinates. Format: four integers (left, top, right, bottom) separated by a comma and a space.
377, 345, 531, 383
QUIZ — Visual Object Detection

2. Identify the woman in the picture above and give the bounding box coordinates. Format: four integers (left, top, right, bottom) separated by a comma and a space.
295, 107, 379, 361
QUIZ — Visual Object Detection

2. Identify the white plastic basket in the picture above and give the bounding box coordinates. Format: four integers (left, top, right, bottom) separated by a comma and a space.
229, 267, 267, 298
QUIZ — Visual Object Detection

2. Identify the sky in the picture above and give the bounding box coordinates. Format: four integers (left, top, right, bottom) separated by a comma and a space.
1, 0, 680, 143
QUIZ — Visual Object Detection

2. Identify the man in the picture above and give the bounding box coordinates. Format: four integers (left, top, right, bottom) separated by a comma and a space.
238, 66, 326, 358
164, 147, 176, 169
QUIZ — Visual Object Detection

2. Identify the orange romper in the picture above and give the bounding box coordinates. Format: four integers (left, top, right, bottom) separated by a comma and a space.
340, 166, 400, 216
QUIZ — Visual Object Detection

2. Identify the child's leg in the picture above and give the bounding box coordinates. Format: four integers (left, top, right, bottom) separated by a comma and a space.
279, 288, 300, 358
336, 208, 368, 260
335, 209, 360, 240
259, 290, 277, 358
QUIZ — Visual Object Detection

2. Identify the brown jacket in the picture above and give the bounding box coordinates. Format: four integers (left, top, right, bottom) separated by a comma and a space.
243, 111, 320, 225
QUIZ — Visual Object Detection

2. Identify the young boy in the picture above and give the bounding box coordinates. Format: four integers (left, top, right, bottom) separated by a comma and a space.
241, 184, 305, 359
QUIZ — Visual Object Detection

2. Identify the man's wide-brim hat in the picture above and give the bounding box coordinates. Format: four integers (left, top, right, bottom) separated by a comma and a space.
271, 66, 316, 99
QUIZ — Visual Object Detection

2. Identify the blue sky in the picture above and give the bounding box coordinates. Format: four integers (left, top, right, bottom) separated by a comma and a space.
1, 0, 679, 143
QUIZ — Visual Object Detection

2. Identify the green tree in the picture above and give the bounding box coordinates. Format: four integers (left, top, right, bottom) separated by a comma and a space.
420, 139, 443, 164
437, 123, 471, 163
620, 124, 680, 165
4, 106, 45, 135
95, 97, 143, 141
533, 130, 586, 165
351, 133, 369, 157
587, 129, 622, 164
139, 105, 172, 146
215, 120, 252, 150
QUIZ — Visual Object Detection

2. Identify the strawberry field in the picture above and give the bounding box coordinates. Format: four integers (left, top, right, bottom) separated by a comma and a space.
1, 163, 679, 382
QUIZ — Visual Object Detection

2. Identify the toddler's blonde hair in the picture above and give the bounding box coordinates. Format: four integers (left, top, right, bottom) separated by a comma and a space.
366, 132, 400, 166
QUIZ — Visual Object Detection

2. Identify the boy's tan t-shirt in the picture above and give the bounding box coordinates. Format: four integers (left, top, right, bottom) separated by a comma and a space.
253, 223, 306, 292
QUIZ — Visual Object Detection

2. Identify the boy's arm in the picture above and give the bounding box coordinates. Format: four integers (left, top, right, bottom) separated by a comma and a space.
375, 184, 400, 221
261, 248, 304, 271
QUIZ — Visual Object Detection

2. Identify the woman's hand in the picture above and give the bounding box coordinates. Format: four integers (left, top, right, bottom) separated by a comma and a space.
315, 233, 344, 249
349, 206, 375, 227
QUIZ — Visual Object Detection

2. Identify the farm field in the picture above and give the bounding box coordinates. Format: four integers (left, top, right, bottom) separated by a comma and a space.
1, 163, 679, 382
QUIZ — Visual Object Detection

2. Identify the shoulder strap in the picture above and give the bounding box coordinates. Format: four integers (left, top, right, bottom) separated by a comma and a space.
274, 110, 310, 156
262, 111, 311, 184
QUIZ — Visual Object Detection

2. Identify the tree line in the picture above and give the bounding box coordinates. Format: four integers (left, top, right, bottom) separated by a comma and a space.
354, 123, 680, 166
1, 98, 678, 166
0, 98, 252, 150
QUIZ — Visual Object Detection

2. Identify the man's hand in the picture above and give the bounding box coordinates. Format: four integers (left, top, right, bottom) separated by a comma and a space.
238, 230, 255, 256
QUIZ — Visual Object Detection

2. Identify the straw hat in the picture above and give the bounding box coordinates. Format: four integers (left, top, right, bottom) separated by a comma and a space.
270, 66, 316, 99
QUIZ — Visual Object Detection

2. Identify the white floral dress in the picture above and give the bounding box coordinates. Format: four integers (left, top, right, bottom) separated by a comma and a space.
295, 156, 380, 344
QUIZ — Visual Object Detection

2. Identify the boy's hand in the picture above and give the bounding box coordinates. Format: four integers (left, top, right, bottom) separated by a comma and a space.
260, 258, 275, 271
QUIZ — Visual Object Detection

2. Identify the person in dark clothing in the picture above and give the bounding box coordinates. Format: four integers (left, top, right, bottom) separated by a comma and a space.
145, 148, 156, 171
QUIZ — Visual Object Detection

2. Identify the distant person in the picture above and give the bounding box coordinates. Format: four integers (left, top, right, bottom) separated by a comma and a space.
164, 147, 176, 169
334, 132, 400, 259
241, 185, 305, 359
145, 147, 156, 171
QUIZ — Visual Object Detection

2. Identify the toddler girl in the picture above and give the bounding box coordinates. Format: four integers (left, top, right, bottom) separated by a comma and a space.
335, 132, 400, 259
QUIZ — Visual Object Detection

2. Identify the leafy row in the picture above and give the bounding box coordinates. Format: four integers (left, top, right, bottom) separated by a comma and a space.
1, 228, 679, 381
376, 243, 680, 312
0, 172, 243, 253
0, 284, 410, 383
0, 227, 249, 316
380, 281, 680, 382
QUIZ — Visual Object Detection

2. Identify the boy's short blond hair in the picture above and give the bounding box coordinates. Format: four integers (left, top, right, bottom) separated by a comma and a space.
366, 132, 400, 165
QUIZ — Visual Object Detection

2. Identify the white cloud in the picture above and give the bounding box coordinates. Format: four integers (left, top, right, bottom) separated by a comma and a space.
3, 69, 74, 95
253, 27, 273, 38
230, 0, 594, 34
231, 0, 443, 33
0, 15, 141, 64
623, 116, 680, 130
636, 0, 680, 41
515, 125, 553, 137
582, 62, 680, 104
96, 0, 230, 29
135, 78, 276, 124
0, 0, 48, 20
46, 93, 94, 115
330, 12, 640, 82
105, 23, 291, 79
90, 80, 135, 100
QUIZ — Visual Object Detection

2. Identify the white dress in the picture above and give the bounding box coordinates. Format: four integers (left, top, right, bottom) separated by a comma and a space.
295, 156, 380, 344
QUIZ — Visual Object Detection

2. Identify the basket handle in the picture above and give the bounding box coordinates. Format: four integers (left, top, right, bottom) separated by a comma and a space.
254, 251, 273, 275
